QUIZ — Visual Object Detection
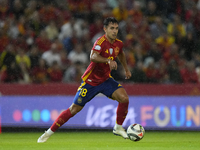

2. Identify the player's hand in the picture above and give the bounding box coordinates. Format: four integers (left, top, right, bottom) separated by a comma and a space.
108, 59, 117, 70
125, 70, 131, 79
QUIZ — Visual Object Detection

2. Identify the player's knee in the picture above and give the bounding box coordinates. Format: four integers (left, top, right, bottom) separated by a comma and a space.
119, 95, 129, 103
69, 104, 83, 115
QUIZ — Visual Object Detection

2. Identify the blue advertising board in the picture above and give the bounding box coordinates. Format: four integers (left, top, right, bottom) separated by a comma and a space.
0, 96, 200, 130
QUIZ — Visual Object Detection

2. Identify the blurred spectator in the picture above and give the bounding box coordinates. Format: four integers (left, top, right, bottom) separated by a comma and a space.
163, 43, 180, 65
62, 61, 84, 83
28, 11, 44, 36
144, 57, 158, 83
137, 18, 150, 40
106, 0, 119, 9
59, 17, 84, 41
24, 28, 35, 48
29, 46, 40, 69
86, 1, 103, 24
180, 32, 197, 61
118, 16, 135, 41
193, 53, 200, 67
7, 17, 20, 39
195, 61, 200, 82
125, 43, 135, 68
167, 59, 182, 83
128, 1, 143, 27
54, 38, 64, 50
54, 2, 71, 28
15, 48, 31, 69
59, 49, 71, 71
47, 61, 63, 82
196, 37, 200, 55
12, 34, 29, 51
39, 3, 58, 26
17, 15, 26, 36
192, 7, 200, 38
146, 43, 162, 63
24, 0, 38, 19
35, 30, 52, 52
67, 0, 94, 16
45, 20, 59, 41
184, 4, 196, 34
180, 60, 198, 83
89, 17, 103, 40
41, 43, 62, 67
112, 1, 129, 22
197, 0, 200, 10
149, 0, 168, 16
18, 62, 31, 84
167, 15, 186, 38
144, 0, 159, 24
0, 44, 16, 70
156, 59, 169, 83
133, 43, 146, 63
140, 32, 152, 54
150, 16, 166, 40
0, 28, 9, 53
155, 32, 175, 53
0, 0, 9, 21
68, 43, 89, 66
0, 61, 22, 83
62, 29, 78, 53
31, 58, 48, 83
166, 0, 185, 19
130, 61, 147, 83
11, 0, 24, 20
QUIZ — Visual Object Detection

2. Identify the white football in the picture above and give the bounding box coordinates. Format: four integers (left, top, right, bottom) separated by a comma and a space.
127, 124, 145, 141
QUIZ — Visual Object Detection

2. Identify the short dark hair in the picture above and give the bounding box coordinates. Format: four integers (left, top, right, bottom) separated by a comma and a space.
103, 17, 119, 27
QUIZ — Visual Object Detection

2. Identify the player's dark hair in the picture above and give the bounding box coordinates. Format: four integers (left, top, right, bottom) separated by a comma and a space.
103, 17, 119, 27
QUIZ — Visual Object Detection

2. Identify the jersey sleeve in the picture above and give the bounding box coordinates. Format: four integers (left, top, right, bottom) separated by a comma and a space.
92, 36, 106, 53
92, 43, 102, 53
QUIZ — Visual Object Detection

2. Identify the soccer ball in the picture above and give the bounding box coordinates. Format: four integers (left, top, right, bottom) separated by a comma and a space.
127, 124, 145, 141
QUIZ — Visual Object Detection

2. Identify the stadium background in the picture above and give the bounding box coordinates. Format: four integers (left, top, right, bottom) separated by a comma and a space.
0, 0, 200, 131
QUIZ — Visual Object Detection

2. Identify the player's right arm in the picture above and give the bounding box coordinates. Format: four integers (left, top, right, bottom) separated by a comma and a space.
90, 50, 117, 70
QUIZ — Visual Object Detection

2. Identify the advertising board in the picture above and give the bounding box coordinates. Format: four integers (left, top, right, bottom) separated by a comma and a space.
0, 96, 200, 130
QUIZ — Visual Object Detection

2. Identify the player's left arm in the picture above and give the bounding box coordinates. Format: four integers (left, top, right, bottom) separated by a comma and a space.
117, 51, 131, 79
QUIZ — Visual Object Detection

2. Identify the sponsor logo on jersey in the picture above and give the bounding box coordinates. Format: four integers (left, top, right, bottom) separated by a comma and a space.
87, 79, 92, 82
109, 48, 113, 55
94, 45, 101, 50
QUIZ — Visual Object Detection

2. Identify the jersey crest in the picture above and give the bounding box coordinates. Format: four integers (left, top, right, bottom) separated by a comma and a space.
109, 48, 113, 55
114, 47, 120, 56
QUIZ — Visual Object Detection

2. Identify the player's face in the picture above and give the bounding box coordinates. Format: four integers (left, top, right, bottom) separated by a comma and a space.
104, 23, 119, 41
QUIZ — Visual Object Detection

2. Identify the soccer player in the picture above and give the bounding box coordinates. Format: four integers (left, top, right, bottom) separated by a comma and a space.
37, 17, 132, 143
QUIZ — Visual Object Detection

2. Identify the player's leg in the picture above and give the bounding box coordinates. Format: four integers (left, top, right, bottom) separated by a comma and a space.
112, 87, 129, 139
112, 87, 129, 125
50, 103, 83, 132
37, 81, 99, 143
37, 103, 83, 143
101, 78, 129, 139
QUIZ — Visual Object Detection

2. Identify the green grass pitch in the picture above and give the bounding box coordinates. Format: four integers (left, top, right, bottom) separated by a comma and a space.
0, 130, 199, 150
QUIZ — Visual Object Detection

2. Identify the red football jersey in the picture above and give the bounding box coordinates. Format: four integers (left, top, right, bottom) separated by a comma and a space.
82, 35, 123, 86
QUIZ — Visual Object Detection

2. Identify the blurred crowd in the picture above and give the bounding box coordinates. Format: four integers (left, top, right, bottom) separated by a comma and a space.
1, 0, 200, 84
